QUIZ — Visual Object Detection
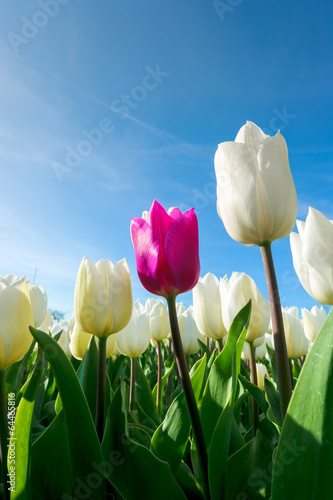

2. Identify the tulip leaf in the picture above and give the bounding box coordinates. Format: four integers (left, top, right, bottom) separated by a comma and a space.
134, 357, 160, 425
8, 352, 45, 500
264, 377, 282, 428
29, 326, 105, 499
239, 373, 269, 414
151, 355, 207, 470
76, 335, 98, 418
225, 430, 274, 499
30, 410, 72, 499
200, 301, 252, 450
271, 309, 333, 499
152, 360, 174, 400
5, 339, 36, 397
206, 303, 251, 500
102, 386, 187, 500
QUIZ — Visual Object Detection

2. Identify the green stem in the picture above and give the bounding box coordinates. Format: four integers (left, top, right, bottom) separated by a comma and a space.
95, 336, 107, 442
218, 338, 223, 353
260, 243, 292, 420
0, 370, 9, 500
248, 342, 259, 437
167, 297, 210, 500
129, 357, 136, 411
156, 342, 162, 415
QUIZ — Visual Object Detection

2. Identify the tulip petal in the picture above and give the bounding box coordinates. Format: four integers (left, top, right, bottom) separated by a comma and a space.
164, 209, 200, 295
149, 200, 174, 246
107, 259, 133, 334
131, 217, 162, 295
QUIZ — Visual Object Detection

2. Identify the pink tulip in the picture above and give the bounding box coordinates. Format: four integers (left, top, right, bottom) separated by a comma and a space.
131, 200, 200, 298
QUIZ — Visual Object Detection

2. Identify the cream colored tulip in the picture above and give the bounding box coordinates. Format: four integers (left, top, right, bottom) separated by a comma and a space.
74, 256, 132, 337
27, 282, 47, 328
215, 121, 297, 246
145, 298, 169, 342
242, 336, 266, 361
192, 272, 227, 340
69, 323, 115, 360
178, 306, 204, 356
115, 300, 150, 358
221, 272, 270, 342
276, 307, 307, 359
0, 276, 34, 370
301, 305, 327, 343
290, 207, 333, 304
256, 363, 268, 391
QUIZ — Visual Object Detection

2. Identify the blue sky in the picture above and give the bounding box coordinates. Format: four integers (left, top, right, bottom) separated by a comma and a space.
0, 0, 332, 317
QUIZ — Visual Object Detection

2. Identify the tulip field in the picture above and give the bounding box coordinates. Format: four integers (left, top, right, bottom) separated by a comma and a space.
1, 122, 333, 499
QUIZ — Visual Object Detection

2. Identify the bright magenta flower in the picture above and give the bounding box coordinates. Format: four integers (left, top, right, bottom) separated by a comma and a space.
131, 200, 200, 298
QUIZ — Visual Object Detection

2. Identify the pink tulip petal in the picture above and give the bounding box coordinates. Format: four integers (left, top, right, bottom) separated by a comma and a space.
131, 218, 162, 295
149, 200, 174, 247
164, 208, 200, 294
168, 208, 183, 220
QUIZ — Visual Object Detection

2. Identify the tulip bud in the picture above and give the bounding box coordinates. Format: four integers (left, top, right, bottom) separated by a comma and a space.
69, 323, 116, 360
115, 300, 150, 358
221, 272, 270, 342
0, 276, 34, 370
256, 363, 268, 391
214, 121, 297, 245
290, 207, 333, 304
131, 200, 200, 298
192, 272, 227, 340
74, 257, 133, 337
274, 307, 307, 359
301, 305, 327, 343
145, 298, 169, 342
27, 282, 48, 328
178, 306, 204, 356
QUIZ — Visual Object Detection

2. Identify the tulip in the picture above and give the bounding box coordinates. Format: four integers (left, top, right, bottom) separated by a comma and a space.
27, 282, 47, 328
178, 306, 205, 356
192, 272, 227, 340
115, 300, 150, 358
290, 207, 333, 304
131, 200, 200, 298
273, 307, 307, 359
214, 121, 297, 246
0, 276, 34, 370
256, 363, 268, 391
74, 257, 133, 337
145, 298, 169, 342
242, 336, 266, 361
301, 305, 327, 343
69, 323, 115, 360
220, 272, 270, 342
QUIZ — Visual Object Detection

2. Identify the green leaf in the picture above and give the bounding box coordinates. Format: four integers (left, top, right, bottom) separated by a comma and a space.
77, 335, 98, 418
239, 373, 269, 414
200, 301, 252, 451
151, 355, 206, 470
29, 326, 105, 499
225, 430, 274, 499
264, 377, 282, 428
102, 386, 187, 500
5, 340, 36, 397
134, 358, 160, 425
8, 352, 45, 499
207, 302, 251, 500
271, 308, 333, 499
152, 359, 174, 400
30, 411, 72, 499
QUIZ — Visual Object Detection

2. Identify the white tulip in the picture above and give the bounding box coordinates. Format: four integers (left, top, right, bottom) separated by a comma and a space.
215, 121, 297, 245
301, 305, 327, 343
290, 207, 333, 304
221, 272, 270, 342
192, 272, 227, 339
115, 300, 150, 358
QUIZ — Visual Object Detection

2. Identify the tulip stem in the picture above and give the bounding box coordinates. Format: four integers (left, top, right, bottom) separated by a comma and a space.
260, 243, 292, 420
248, 342, 259, 437
95, 336, 107, 442
167, 297, 210, 500
0, 370, 9, 500
129, 357, 136, 411
157, 342, 162, 415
